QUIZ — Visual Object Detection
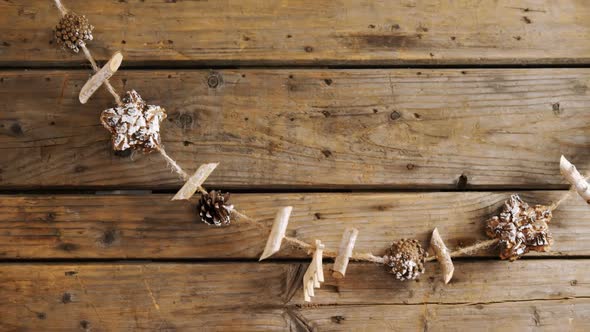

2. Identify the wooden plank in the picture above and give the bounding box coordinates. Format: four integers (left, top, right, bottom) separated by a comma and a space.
0, 191, 588, 259
1, 69, 590, 189
298, 300, 590, 331
0, 261, 587, 330
1, 1, 590, 66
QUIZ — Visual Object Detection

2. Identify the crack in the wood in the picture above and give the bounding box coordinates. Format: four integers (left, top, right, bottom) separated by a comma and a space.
292, 296, 590, 308
283, 263, 306, 304
283, 307, 313, 332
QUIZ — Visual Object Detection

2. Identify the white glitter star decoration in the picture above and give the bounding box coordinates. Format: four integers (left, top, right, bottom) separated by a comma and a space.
100, 90, 167, 153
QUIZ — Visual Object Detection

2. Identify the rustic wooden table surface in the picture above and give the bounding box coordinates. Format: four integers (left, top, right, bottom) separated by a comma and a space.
1, 1, 590, 331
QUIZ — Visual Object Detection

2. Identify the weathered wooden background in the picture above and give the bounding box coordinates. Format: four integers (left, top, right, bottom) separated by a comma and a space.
1, 0, 589, 331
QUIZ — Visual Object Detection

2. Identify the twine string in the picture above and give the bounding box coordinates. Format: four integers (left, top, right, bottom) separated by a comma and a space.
549, 175, 590, 212
425, 238, 499, 262
156, 147, 189, 180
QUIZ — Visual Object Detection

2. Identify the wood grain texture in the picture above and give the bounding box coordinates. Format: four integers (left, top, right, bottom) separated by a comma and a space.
2, 0, 590, 66
298, 300, 590, 331
0, 191, 588, 259
0, 261, 587, 331
1, 69, 590, 189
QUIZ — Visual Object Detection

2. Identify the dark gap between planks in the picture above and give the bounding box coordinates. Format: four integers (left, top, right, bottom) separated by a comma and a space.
3, 62, 590, 71
0, 255, 588, 264
0, 186, 575, 196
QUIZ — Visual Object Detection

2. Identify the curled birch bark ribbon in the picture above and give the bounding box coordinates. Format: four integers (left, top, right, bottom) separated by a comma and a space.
560, 155, 590, 204
79, 51, 123, 104
303, 240, 324, 302
172, 163, 219, 200
331, 227, 358, 279
429, 228, 454, 284
260, 206, 293, 260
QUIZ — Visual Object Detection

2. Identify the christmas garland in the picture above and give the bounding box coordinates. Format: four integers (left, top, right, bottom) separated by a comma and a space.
51, 0, 589, 303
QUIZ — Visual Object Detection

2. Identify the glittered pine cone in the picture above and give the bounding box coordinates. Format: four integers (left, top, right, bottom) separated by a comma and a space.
486, 194, 553, 261
196, 190, 234, 226
383, 239, 427, 281
100, 90, 167, 153
54, 13, 94, 53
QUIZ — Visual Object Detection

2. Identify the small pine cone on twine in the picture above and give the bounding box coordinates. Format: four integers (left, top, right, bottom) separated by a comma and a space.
486, 194, 553, 261
100, 90, 166, 153
54, 13, 94, 53
196, 190, 234, 226
383, 239, 427, 281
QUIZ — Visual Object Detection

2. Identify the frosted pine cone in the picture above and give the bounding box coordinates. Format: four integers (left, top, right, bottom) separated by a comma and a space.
196, 190, 234, 226
54, 13, 94, 53
486, 194, 553, 261
384, 239, 427, 281
100, 90, 166, 153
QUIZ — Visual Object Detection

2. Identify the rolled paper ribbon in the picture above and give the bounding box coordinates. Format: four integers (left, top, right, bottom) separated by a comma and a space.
259, 206, 293, 261
79, 52, 123, 104
331, 227, 359, 279
172, 163, 219, 200
430, 228, 454, 284
560, 155, 590, 204
303, 240, 324, 302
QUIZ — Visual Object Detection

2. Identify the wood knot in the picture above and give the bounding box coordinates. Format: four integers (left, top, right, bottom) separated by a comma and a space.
10, 123, 23, 136
331, 316, 345, 324
45, 212, 56, 222
552, 102, 562, 115
61, 292, 72, 304
173, 113, 194, 130
80, 320, 90, 330
100, 229, 118, 246
57, 243, 79, 252
457, 174, 468, 190
114, 149, 132, 158
207, 72, 222, 88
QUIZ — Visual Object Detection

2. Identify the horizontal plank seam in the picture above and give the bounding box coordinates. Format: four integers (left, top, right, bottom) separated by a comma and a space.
5, 63, 590, 71
0, 256, 589, 264
0, 186, 574, 196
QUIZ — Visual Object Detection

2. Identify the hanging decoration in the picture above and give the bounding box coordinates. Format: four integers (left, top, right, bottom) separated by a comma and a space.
50, 0, 586, 303
485, 194, 552, 261
560, 155, 590, 204
100, 90, 167, 153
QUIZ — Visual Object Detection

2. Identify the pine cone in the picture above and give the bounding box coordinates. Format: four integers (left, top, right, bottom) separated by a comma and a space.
54, 13, 94, 53
196, 190, 234, 226
486, 194, 553, 261
100, 90, 167, 153
384, 239, 427, 281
